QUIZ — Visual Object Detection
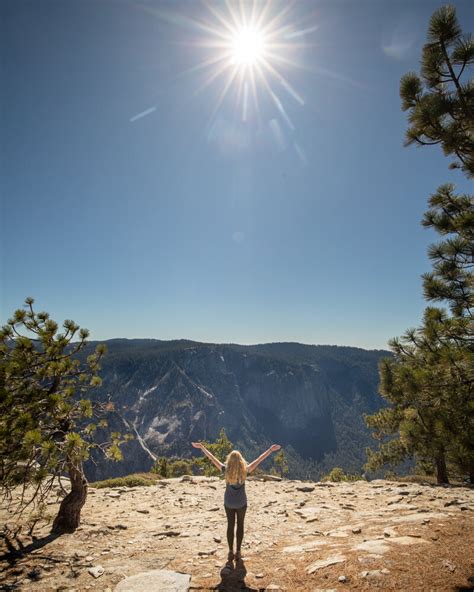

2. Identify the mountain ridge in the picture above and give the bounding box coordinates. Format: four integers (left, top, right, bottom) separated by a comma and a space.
83, 339, 391, 482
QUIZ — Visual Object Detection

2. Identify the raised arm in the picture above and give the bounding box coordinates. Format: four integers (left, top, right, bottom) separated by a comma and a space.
247, 444, 281, 473
192, 442, 225, 470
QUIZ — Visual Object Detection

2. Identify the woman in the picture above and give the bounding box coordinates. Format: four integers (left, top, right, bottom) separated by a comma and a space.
192, 441, 281, 561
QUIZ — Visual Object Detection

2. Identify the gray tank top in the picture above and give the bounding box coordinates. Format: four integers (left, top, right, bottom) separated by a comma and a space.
222, 464, 247, 509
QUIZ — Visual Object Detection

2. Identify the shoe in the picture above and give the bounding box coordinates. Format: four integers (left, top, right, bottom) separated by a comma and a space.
227, 551, 234, 562
235, 551, 242, 561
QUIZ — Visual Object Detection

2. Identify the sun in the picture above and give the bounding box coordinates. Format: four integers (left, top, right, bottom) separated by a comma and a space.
231, 26, 266, 67
177, 0, 312, 146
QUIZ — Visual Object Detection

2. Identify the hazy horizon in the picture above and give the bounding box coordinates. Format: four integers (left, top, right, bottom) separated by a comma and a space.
83, 335, 391, 352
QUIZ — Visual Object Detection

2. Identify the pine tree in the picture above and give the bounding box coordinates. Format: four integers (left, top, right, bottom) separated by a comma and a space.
400, 5, 474, 178
422, 184, 473, 317
194, 428, 233, 476
0, 298, 125, 534
365, 6, 474, 484
365, 306, 472, 483
273, 450, 289, 477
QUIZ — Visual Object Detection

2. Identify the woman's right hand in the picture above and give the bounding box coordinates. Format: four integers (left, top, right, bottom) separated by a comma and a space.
191, 442, 203, 449
270, 444, 281, 452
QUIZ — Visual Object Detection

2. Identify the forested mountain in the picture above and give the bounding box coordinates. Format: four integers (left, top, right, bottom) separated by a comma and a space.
85, 339, 390, 481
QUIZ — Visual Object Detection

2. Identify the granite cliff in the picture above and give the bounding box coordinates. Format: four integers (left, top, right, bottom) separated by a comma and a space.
84, 340, 389, 481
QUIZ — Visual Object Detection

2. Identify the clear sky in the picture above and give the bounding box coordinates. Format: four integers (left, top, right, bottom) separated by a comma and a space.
1, 0, 473, 350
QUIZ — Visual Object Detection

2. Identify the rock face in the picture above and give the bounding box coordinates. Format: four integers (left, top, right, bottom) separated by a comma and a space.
1, 478, 473, 592
84, 340, 388, 480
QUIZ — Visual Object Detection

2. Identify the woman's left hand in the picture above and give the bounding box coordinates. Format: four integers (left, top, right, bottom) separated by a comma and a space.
191, 442, 203, 449
270, 444, 281, 452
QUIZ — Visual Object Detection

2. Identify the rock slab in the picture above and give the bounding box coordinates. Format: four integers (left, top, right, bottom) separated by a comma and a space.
306, 555, 346, 574
114, 569, 190, 592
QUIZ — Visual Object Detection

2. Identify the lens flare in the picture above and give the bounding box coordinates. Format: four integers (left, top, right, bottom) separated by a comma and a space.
143, 1, 317, 157
186, 0, 310, 128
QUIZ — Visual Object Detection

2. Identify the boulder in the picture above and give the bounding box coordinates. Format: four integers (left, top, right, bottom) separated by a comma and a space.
115, 569, 191, 592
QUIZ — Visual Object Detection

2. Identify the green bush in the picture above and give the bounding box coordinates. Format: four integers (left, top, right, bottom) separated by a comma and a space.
151, 457, 196, 477
323, 467, 346, 482
169, 459, 194, 477
322, 467, 363, 482
151, 457, 170, 478
89, 473, 160, 488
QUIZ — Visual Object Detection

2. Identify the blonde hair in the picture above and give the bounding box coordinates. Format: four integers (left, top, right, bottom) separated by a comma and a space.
225, 450, 247, 485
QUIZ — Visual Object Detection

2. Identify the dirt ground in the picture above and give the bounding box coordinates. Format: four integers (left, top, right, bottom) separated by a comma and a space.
1, 477, 473, 591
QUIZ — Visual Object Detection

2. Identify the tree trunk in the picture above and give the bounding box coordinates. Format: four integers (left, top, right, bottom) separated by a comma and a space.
435, 452, 449, 485
51, 462, 87, 534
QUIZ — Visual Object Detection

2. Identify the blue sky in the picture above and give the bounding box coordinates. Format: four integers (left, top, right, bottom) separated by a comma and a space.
1, 0, 473, 350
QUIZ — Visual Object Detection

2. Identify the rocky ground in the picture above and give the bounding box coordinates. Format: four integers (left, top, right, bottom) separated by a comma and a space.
1, 476, 473, 591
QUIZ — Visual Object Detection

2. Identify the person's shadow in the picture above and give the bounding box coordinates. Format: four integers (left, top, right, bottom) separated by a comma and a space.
213, 558, 258, 591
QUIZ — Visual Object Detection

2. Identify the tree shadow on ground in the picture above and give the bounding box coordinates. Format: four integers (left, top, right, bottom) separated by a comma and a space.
453, 572, 474, 591
0, 533, 61, 565
0, 533, 70, 592
211, 558, 259, 591
454, 582, 474, 591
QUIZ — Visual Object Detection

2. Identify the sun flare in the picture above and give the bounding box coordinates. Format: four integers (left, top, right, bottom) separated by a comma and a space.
231, 26, 265, 66
179, 0, 312, 158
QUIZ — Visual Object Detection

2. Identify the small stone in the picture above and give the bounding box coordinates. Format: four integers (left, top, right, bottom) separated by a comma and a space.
88, 565, 104, 578
136, 509, 150, 514
266, 585, 280, 590
352, 527, 361, 534
198, 549, 217, 556
338, 575, 347, 583
361, 570, 385, 579
442, 559, 456, 572
296, 486, 315, 493
213, 536, 221, 543
255, 573, 264, 578
85, 556, 94, 562
261, 474, 282, 482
